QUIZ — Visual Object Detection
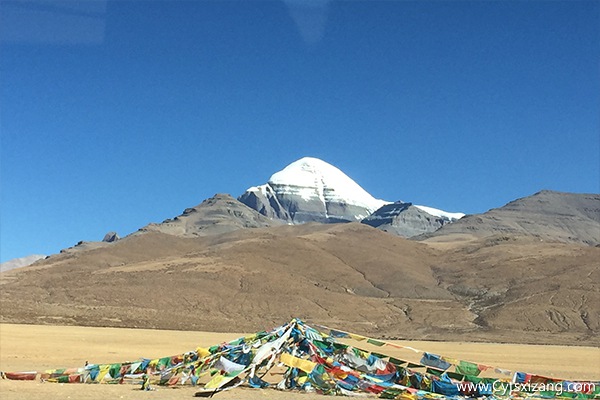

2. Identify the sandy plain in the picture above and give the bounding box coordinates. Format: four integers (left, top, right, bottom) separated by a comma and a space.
1, 323, 598, 400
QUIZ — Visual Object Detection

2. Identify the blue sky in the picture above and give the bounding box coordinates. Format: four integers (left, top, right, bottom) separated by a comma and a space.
1, 0, 599, 262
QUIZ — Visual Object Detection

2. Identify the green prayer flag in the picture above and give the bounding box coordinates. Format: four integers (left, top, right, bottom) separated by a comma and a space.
426, 367, 443, 377
456, 360, 481, 376
208, 345, 219, 353
379, 388, 404, 399
157, 357, 170, 369
331, 342, 348, 351
389, 357, 406, 366
560, 392, 577, 399
313, 340, 330, 352
446, 372, 465, 381
367, 338, 385, 346
109, 363, 121, 379
353, 347, 370, 358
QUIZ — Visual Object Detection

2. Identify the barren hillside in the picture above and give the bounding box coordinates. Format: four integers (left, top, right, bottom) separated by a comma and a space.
1, 223, 597, 346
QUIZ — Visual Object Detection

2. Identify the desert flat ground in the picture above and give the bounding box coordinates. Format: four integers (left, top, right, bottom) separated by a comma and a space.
0, 324, 598, 400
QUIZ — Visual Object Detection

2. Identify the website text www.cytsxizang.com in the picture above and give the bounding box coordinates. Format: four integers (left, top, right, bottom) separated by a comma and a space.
456, 381, 596, 396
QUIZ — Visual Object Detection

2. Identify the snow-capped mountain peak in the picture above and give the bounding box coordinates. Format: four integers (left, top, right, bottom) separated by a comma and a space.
239, 156, 465, 232
267, 157, 388, 213
239, 157, 388, 223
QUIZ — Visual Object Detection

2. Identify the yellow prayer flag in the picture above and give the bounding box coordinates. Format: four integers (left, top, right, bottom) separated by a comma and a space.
244, 334, 257, 342
97, 365, 110, 382
349, 333, 367, 341
280, 353, 317, 373
205, 373, 233, 389
196, 347, 211, 359
442, 356, 459, 365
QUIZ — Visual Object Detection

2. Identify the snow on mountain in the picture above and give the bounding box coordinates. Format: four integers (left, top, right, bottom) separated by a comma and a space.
240, 156, 465, 233
414, 205, 465, 221
268, 157, 388, 213
240, 157, 388, 223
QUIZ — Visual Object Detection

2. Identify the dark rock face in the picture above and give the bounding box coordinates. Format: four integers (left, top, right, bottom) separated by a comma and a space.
238, 185, 292, 222
421, 190, 600, 245
102, 232, 120, 242
362, 202, 451, 237
139, 193, 282, 237
239, 183, 377, 224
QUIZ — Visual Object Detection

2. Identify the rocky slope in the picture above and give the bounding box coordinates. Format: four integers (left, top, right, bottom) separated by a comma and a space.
138, 193, 282, 237
362, 202, 456, 237
421, 190, 600, 246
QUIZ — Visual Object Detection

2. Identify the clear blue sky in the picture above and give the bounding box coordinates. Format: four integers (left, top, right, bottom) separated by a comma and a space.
1, 0, 599, 262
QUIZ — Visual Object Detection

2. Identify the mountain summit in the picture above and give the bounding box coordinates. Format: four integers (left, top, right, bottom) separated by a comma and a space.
239, 156, 464, 236
239, 157, 388, 223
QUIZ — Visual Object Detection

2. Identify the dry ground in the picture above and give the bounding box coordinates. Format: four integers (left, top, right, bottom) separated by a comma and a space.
0, 324, 598, 400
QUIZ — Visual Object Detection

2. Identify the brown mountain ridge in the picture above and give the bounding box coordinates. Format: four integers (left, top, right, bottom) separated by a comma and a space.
420, 190, 600, 246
